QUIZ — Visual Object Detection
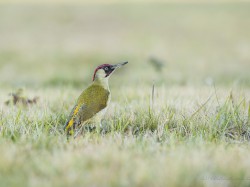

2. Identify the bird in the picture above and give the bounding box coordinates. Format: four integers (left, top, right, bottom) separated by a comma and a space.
64, 61, 128, 137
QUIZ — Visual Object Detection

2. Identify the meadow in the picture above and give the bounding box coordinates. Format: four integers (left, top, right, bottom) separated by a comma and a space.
0, 2, 250, 186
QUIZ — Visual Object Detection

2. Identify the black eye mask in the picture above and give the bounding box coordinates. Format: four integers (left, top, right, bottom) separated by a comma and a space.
104, 67, 110, 73
103, 66, 114, 77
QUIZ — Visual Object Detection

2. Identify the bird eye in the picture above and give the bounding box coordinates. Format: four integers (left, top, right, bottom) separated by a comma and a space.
104, 67, 109, 71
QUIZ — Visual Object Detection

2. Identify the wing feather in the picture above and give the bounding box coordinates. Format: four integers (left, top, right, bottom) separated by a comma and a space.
64, 84, 110, 134
64, 104, 82, 131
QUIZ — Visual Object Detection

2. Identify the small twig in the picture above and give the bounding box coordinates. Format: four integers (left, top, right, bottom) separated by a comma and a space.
151, 80, 155, 112
74, 126, 83, 139
213, 83, 220, 107
248, 101, 250, 126
190, 95, 213, 120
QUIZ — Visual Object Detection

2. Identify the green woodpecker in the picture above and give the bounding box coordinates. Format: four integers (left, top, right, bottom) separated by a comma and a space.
64, 61, 128, 136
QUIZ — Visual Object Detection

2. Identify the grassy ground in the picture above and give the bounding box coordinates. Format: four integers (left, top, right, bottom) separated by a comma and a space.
0, 2, 250, 187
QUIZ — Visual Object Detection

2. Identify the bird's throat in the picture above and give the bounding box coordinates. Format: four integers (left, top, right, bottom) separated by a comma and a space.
93, 77, 110, 90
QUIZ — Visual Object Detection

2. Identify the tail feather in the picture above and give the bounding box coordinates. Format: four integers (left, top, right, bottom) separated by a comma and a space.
64, 118, 73, 130
64, 104, 81, 134
64, 118, 76, 136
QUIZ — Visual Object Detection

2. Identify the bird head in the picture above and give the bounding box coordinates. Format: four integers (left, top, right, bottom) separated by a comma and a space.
93, 61, 128, 81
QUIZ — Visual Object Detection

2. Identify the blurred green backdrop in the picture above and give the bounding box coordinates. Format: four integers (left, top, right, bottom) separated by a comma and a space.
0, 2, 250, 89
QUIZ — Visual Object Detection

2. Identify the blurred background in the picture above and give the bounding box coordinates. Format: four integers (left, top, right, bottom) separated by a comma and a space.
0, 0, 250, 89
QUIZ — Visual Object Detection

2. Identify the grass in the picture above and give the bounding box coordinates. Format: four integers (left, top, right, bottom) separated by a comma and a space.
0, 2, 250, 187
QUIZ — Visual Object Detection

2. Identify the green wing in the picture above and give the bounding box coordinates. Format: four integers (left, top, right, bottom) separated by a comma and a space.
64, 84, 110, 133
64, 104, 83, 131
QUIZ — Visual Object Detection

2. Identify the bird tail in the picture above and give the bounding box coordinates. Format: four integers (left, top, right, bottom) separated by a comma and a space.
64, 118, 75, 136
64, 104, 81, 136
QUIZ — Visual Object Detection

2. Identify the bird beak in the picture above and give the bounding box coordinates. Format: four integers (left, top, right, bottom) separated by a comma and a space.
112, 61, 128, 70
